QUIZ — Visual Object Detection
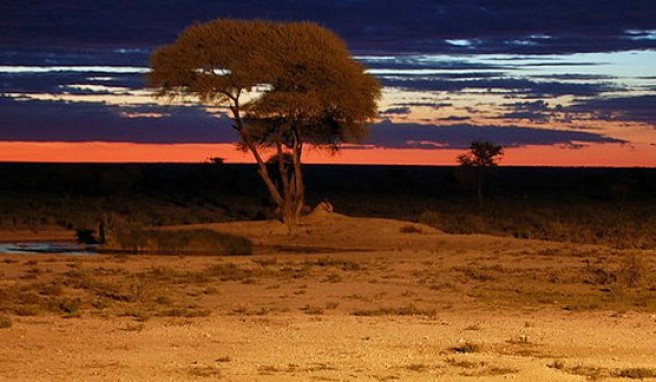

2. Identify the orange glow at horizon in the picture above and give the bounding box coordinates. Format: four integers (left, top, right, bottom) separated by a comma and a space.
0, 141, 654, 167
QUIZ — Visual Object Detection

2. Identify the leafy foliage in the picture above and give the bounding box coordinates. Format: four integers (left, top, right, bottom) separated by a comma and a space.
457, 141, 504, 168
457, 141, 504, 206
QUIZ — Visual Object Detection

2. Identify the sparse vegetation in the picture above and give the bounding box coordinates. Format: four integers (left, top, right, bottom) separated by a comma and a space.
258, 365, 281, 375
547, 360, 565, 370
451, 342, 481, 354
107, 226, 253, 255
157, 308, 211, 318
1, 163, 655, 249
613, 367, 656, 379
301, 304, 324, 315
0, 163, 655, 379
187, 366, 221, 378
560, 365, 656, 381
403, 363, 429, 372
400, 225, 422, 233
0, 315, 12, 329
352, 304, 436, 318
0, 217, 655, 379
618, 253, 646, 287
445, 358, 482, 369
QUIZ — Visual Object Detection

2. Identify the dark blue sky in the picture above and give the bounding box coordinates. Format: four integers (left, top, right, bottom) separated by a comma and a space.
3, 1, 656, 54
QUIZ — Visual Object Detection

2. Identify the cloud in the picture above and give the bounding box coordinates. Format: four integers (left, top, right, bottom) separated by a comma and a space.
392, 102, 453, 109
438, 116, 471, 121
368, 120, 624, 149
531, 74, 618, 81
0, 97, 626, 150
380, 77, 619, 97
497, 96, 656, 126
0, 97, 235, 143
0, 71, 145, 94
496, 100, 552, 122
380, 106, 411, 115
568, 95, 656, 125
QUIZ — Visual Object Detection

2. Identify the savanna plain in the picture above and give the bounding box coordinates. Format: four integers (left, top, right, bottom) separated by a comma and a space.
1, 163, 655, 381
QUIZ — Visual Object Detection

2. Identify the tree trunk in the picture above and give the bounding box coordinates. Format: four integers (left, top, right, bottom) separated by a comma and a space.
476, 168, 484, 208
228, 101, 304, 230
279, 136, 304, 230
292, 137, 305, 221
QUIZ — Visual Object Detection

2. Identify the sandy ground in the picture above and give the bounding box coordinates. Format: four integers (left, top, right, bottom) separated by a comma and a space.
1, 212, 655, 381
0, 229, 74, 243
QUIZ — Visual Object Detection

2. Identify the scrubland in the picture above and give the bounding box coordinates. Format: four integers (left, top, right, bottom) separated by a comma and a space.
1, 163, 655, 380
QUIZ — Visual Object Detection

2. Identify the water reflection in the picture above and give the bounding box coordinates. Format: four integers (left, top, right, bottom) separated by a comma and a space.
0, 242, 96, 255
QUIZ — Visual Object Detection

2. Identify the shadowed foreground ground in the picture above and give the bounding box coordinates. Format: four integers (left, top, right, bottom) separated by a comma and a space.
1, 212, 655, 381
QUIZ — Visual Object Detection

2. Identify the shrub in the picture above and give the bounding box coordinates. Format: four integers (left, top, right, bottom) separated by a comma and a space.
400, 225, 422, 233
109, 226, 252, 255
613, 368, 656, 379
0, 315, 12, 329
59, 298, 81, 314
76, 228, 99, 244
547, 360, 565, 370
158, 308, 211, 318
618, 253, 646, 287
418, 210, 441, 228
451, 341, 481, 353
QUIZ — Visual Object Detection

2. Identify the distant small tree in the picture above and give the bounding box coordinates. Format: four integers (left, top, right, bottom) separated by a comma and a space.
457, 141, 503, 206
148, 19, 381, 228
206, 157, 225, 166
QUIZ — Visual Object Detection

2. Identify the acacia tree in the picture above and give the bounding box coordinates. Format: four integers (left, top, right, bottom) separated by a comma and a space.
148, 20, 381, 227
457, 141, 504, 206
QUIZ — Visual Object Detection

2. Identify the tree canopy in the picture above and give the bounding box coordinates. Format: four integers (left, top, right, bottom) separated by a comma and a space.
457, 141, 504, 206
148, 19, 381, 226
457, 141, 504, 169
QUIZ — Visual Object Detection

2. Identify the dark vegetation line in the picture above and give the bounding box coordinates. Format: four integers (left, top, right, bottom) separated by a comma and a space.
0, 163, 654, 249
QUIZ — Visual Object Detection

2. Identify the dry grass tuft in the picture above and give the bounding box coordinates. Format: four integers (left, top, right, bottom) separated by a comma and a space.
300, 304, 324, 315
108, 224, 253, 255
613, 367, 656, 379
257, 365, 280, 375
352, 304, 436, 318
565, 365, 608, 381
546, 359, 565, 370
445, 358, 483, 369
618, 253, 647, 288
403, 363, 429, 372
450, 342, 482, 354
0, 315, 12, 329
158, 308, 211, 318
187, 366, 221, 377
400, 225, 422, 234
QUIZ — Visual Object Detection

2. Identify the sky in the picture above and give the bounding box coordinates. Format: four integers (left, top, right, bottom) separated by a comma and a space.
1, 1, 656, 166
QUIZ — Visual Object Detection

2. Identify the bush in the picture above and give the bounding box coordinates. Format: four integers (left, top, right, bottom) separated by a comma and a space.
618, 254, 646, 288
400, 225, 422, 233
451, 341, 481, 353
614, 368, 656, 379
59, 298, 81, 314
0, 315, 12, 329
113, 227, 252, 255
418, 210, 441, 229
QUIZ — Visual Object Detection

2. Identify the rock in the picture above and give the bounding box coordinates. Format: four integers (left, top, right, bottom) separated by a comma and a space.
311, 201, 333, 215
